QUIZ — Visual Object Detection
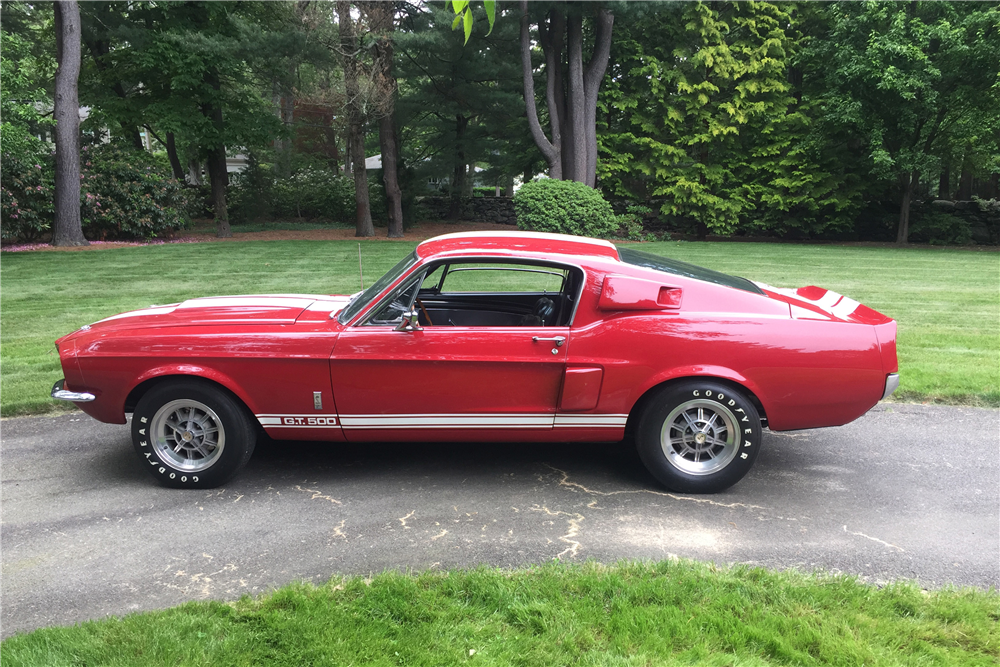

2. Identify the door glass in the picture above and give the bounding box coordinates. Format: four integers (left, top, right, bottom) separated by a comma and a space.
441, 264, 567, 293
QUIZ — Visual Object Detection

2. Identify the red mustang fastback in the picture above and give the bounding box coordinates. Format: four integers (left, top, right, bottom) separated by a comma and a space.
52, 232, 898, 493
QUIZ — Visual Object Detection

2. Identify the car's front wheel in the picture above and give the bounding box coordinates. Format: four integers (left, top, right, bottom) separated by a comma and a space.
131, 380, 256, 489
636, 381, 761, 494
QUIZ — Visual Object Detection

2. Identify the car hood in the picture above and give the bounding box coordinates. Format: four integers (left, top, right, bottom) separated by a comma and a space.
754, 283, 893, 325
58, 295, 352, 341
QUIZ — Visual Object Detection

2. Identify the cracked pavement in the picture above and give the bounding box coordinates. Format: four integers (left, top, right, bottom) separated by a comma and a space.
2, 403, 998, 637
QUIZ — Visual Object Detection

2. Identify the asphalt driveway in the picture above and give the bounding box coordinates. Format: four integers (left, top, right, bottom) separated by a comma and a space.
2, 403, 997, 638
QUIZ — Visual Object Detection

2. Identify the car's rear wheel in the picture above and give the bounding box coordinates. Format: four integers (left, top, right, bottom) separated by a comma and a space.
131, 380, 256, 489
636, 381, 761, 493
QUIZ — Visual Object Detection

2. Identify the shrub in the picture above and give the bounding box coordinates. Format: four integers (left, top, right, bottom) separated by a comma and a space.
513, 179, 619, 238
270, 165, 355, 222
909, 209, 972, 245
1, 148, 54, 243
79, 143, 191, 240
613, 203, 656, 241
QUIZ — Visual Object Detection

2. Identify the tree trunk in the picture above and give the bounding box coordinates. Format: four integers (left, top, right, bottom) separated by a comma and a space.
521, 2, 612, 186
583, 8, 614, 187
449, 114, 468, 220
465, 162, 475, 196
52, 0, 87, 247
896, 170, 918, 245
540, 10, 565, 175
367, 0, 403, 237
278, 81, 295, 179
165, 132, 185, 180
957, 160, 973, 200
566, 13, 586, 182
344, 132, 352, 176
520, 0, 561, 179
187, 159, 202, 186
207, 146, 231, 237
379, 114, 403, 237
338, 1, 373, 237
202, 67, 231, 238
938, 165, 950, 200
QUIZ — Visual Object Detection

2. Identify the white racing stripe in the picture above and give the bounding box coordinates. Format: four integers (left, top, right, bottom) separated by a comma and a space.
830, 296, 861, 320
341, 413, 552, 429
257, 412, 628, 430
554, 414, 629, 427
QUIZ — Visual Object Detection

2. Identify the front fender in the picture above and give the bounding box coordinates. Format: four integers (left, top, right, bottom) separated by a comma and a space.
129, 365, 261, 417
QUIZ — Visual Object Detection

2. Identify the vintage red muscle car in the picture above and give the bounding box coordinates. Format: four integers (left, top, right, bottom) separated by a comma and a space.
52, 232, 898, 493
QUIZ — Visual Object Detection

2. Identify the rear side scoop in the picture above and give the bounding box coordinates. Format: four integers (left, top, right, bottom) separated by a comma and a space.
598, 275, 682, 311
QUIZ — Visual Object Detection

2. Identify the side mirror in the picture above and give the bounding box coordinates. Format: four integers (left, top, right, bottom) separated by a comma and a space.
393, 308, 423, 332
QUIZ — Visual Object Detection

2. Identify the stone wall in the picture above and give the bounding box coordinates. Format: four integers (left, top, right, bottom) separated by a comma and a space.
417, 196, 517, 226
922, 199, 1000, 245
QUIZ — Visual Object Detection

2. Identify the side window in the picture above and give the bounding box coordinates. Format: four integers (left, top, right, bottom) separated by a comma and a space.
419, 264, 445, 292
439, 264, 567, 294
367, 277, 420, 325
410, 261, 582, 328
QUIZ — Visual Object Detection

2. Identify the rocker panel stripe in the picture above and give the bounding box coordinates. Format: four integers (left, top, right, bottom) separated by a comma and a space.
257, 413, 629, 429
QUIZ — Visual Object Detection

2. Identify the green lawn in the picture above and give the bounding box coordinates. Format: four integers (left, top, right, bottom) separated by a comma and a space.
2, 562, 996, 666
1, 239, 997, 417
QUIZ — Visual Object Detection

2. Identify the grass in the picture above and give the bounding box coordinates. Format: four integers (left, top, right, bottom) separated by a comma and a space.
1, 239, 997, 417
2, 561, 997, 666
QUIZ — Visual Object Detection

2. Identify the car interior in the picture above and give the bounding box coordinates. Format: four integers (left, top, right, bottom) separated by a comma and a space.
365, 260, 584, 328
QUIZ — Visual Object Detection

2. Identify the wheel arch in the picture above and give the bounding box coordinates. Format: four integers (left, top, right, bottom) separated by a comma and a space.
124, 370, 258, 419
624, 374, 768, 440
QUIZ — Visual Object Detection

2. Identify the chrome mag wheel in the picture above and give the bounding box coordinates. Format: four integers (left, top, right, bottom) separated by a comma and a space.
149, 399, 226, 473
660, 399, 739, 476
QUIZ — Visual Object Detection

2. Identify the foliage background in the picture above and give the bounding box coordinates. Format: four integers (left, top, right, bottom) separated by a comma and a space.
1, 0, 998, 245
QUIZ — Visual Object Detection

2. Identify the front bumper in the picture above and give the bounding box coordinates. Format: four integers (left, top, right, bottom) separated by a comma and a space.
51, 378, 96, 403
881, 373, 900, 400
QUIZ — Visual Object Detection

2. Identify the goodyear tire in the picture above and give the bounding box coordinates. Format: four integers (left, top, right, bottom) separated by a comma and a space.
636, 381, 761, 494
131, 380, 256, 489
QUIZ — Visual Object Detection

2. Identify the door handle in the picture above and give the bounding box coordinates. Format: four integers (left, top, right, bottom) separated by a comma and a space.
532, 336, 565, 347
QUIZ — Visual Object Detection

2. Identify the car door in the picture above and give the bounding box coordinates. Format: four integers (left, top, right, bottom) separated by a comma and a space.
329, 262, 572, 442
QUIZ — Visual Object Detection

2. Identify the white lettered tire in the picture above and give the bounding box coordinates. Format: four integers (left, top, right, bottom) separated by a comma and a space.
636, 381, 761, 493
131, 380, 256, 489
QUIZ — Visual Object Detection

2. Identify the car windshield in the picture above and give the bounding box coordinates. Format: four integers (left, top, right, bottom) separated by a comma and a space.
617, 247, 764, 295
337, 251, 419, 324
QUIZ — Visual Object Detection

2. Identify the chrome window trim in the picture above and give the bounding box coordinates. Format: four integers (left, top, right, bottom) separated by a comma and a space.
346, 255, 588, 329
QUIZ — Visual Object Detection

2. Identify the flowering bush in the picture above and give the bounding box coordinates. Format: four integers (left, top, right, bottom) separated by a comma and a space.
79, 144, 192, 240
2, 143, 193, 243
0, 149, 54, 242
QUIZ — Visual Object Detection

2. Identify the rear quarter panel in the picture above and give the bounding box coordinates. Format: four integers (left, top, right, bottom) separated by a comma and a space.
571, 261, 885, 431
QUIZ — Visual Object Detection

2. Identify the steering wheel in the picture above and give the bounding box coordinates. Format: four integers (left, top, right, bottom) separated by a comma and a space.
533, 297, 556, 325
415, 298, 433, 326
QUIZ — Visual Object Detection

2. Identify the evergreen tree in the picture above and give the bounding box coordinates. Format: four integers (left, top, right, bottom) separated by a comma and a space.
396, 2, 530, 209
599, 1, 814, 237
